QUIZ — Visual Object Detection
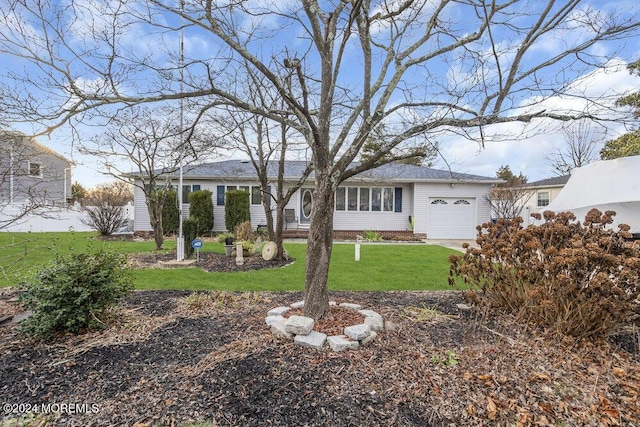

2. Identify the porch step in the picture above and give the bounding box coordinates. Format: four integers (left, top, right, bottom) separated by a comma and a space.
282, 229, 309, 239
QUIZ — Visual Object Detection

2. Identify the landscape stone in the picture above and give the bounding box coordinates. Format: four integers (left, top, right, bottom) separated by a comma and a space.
267, 306, 290, 317
364, 315, 384, 331
339, 302, 362, 310
361, 331, 378, 346
358, 309, 382, 320
290, 300, 305, 309
327, 335, 359, 352
270, 319, 293, 339
329, 301, 337, 306
285, 315, 315, 335
344, 324, 371, 340
294, 331, 327, 349
265, 315, 285, 326
456, 303, 472, 311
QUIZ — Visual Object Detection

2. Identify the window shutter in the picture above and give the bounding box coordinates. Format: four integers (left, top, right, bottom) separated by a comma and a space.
216, 185, 225, 206
394, 187, 402, 212
267, 185, 272, 206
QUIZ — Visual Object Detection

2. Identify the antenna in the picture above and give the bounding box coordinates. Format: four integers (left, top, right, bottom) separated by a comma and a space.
176, 0, 185, 261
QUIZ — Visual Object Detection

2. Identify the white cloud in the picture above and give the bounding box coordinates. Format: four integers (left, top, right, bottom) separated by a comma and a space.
435, 61, 640, 180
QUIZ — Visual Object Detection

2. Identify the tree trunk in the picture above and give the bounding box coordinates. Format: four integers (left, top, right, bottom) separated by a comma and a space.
303, 181, 334, 320
274, 204, 286, 260
147, 200, 164, 251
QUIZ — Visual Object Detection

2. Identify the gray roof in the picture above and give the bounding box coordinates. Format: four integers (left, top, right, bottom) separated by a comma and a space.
172, 160, 499, 183
526, 175, 570, 188
0, 130, 74, 165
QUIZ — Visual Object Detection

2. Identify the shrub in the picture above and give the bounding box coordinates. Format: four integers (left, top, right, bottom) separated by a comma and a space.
363, 230, 383, 241
80, 182, 132, 235
235, 220, 255, 242
224, 190, 250, 233
19, 250, 133, 339
449, 209, 640, 340
161, 190, 180, 235
189, 190, 213, 236
183, 218, 198, 258
216, 232, 235, 245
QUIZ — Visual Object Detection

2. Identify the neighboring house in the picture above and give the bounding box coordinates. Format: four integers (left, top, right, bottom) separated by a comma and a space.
131, 160, 501, 240
544, 156, 640, 235
521, 174, 570, 223
0, 130, 74, 205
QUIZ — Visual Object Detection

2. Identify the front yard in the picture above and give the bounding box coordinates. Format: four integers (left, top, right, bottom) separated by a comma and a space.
0, 232, 458, 291
0, 232, 638, 426
1, 289, 638, 426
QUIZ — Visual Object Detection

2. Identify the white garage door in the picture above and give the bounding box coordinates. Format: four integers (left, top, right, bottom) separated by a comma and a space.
427, 197, 476, 239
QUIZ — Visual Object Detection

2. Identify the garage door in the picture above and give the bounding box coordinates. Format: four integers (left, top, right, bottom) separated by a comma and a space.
427, 197, 476, 239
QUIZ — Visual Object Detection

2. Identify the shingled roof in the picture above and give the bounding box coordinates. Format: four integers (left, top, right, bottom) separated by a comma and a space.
526, 175, 570, 187
163, 160, 500, 183
0, 130, 73, 165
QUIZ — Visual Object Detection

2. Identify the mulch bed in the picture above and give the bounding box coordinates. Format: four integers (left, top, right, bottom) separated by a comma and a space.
128, 251, 295, 272
1, 286, 639, 427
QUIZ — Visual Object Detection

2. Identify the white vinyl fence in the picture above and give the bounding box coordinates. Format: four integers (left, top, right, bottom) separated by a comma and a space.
0, 202, 134, 233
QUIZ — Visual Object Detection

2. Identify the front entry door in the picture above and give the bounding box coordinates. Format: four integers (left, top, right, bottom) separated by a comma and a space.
300, 188, 313, 224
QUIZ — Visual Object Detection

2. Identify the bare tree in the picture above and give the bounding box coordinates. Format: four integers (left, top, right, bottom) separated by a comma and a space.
547, 121, 605, 175
360, 124, 439, 167
484, 165, 533, 220
1, 1, 639, 319
79, 107, 217, 250
214, 110, 313, 260
81, 181, 133, 236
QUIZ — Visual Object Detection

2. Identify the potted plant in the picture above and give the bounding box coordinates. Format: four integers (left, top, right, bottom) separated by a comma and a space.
224, 237, 236, 257
216, 232, 236, 257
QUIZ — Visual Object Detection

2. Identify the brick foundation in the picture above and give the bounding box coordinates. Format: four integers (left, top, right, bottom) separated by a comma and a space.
137, 229, 422, 241
331, 230, 421, 241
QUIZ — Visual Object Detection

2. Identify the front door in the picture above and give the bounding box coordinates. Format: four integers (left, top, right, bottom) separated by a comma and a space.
300, 188, 313, 224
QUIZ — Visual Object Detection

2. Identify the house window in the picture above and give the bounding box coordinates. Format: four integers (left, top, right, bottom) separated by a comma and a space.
347, 187, 358, 211
371, 188, 382, 211
537, 191, 550, 207
181, 184, 201, 204
251, 186, 261, 205
217, 184, 266, 206
383, 188, 394, 211
334, 186, 401, 213
335, 187, 346, 211
359, 188, 369, 211
454, 199, 470, 205
431, 199, 447, 204
28, 162, 42, 178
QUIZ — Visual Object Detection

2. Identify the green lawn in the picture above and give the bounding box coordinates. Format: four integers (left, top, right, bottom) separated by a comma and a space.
0, 232, 461, 291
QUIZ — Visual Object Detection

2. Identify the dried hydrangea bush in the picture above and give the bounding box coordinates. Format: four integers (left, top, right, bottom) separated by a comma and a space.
449, 209, 640, 339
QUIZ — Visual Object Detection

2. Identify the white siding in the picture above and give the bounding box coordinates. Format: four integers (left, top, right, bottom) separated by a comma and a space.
332, 184, 413, 231
209, 181, 282, 232
133, 179, 492, 237
413, 182, 493, 238
133, 184, 152, 231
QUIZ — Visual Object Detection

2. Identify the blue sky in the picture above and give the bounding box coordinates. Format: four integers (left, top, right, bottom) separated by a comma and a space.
1, 0, 640, 187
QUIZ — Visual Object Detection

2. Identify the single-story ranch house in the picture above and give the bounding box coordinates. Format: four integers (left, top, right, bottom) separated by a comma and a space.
131, 160, 502, 240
